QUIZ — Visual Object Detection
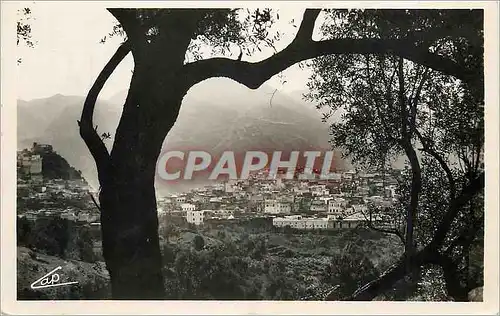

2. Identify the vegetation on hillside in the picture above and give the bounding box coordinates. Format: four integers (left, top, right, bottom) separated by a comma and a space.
41, 151, 84, 180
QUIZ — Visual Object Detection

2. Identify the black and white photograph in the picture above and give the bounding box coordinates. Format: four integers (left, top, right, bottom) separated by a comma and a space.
1, 1, 499, 315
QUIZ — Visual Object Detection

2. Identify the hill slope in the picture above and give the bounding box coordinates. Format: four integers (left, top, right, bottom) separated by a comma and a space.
17, 247, 110, 300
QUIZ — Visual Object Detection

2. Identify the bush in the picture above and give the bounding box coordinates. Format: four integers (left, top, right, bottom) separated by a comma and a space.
281, 249, 295, 258
17, 217, 97, 262
193, 235, 205, 251
243, 235, 267, 260
321, 243, 378, 299
171, 248, 250, 299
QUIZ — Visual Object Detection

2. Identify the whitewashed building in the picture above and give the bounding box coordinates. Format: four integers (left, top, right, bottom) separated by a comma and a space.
186, 210, 205, 225
310, 199, 327, 212
272, 216, 330, 230
264, 199, 292, 214
181, 203, 196, 212
175, 195, 187, 203
327, 198, 348, 216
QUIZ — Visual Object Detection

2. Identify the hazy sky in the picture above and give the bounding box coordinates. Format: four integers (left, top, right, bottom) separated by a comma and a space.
16, 2, 316, 101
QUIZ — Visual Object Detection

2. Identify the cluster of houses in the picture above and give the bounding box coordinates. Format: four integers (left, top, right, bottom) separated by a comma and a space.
17, 177, 98, 223
19, 207, 100, 223
157, 168, 400, 231
16, 143, 401, 234
16, 143, 50, 183
272, 214, 366, 230
17, 146, 98, 224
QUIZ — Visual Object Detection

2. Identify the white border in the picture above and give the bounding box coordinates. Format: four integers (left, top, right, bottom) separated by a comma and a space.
1, 1, 499, 315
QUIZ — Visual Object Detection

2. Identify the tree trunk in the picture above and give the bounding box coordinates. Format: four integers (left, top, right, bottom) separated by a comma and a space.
78, 11, 195, 298
99, 168, 165, 299
97, 64, 186, 298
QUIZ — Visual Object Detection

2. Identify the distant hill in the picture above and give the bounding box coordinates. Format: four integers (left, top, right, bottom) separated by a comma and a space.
41, 149, 84, 180
17, 79, 351, 194
17, 95, 122, 190
18, 142, 85, 181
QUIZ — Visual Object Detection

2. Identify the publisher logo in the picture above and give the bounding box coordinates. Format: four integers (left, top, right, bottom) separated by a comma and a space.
30, 266, 79, 290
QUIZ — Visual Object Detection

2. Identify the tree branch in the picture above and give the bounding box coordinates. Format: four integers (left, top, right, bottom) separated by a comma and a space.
429, 172, 484, 249
367, 221, 405, 245
398, 57, 408, 139
183, 9, 476, 90
365, 55, 395, 141
294, 9, 321, 42
107, 9, 146, 50
344, 247, 432, 301
409, 67, 430, 135
338, 153, 469, 302
414, 127, 457, 199
397, 56, 422, 259
445, 213, 483, 256
344, 198, 483, 302
361, 208, 405, 244
79, 41, 131, 183
88, 191, 102, 211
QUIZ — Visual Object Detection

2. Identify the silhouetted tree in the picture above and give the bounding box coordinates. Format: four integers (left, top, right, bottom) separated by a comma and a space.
307, 9, 483, 300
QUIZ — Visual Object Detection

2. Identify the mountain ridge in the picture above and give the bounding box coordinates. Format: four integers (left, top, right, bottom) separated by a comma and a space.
17, 80, 350, 194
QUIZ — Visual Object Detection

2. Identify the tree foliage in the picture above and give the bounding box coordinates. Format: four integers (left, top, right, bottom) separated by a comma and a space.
318, 9, 483, 87
100, 9, 281, 61
17, 217, 98, 262
17, 7, 35, 64
306, 9, 484, 301
17, 8, 34, 46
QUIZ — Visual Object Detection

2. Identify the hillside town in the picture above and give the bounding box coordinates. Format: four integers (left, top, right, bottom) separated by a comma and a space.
17, 143, 99, 224
158, 167, 402, 231
17, 142, 401, 235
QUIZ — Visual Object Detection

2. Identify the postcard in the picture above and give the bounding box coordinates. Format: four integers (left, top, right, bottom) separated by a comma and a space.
1, 1, 498, 315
